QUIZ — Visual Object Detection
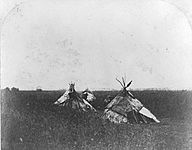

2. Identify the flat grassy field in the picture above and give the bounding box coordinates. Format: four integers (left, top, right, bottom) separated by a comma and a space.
1, 90, 192, 150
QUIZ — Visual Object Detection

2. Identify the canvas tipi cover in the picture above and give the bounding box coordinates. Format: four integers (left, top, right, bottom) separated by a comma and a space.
54, 83, 96, 111
81, 88, 96, 102
103, 78, 160, 124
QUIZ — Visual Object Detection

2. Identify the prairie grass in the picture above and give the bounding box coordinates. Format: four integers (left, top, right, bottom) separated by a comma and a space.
1, 90, 192, 150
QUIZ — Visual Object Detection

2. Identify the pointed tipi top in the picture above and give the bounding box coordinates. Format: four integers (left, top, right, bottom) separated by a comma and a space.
116, 77, 134, 98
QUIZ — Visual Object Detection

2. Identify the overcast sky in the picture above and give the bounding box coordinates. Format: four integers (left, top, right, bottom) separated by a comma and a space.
1, 0, 192, 90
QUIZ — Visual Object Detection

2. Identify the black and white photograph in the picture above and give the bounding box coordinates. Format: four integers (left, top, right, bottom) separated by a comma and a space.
1, 0, 192, 149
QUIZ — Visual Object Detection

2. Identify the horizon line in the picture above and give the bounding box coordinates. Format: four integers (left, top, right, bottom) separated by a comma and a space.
1, 87, 192, 91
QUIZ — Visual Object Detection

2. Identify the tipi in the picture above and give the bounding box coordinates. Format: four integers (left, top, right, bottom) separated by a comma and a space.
81, 88, 96, 102
54, 83, 96, 111
103, 78, 160, 124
